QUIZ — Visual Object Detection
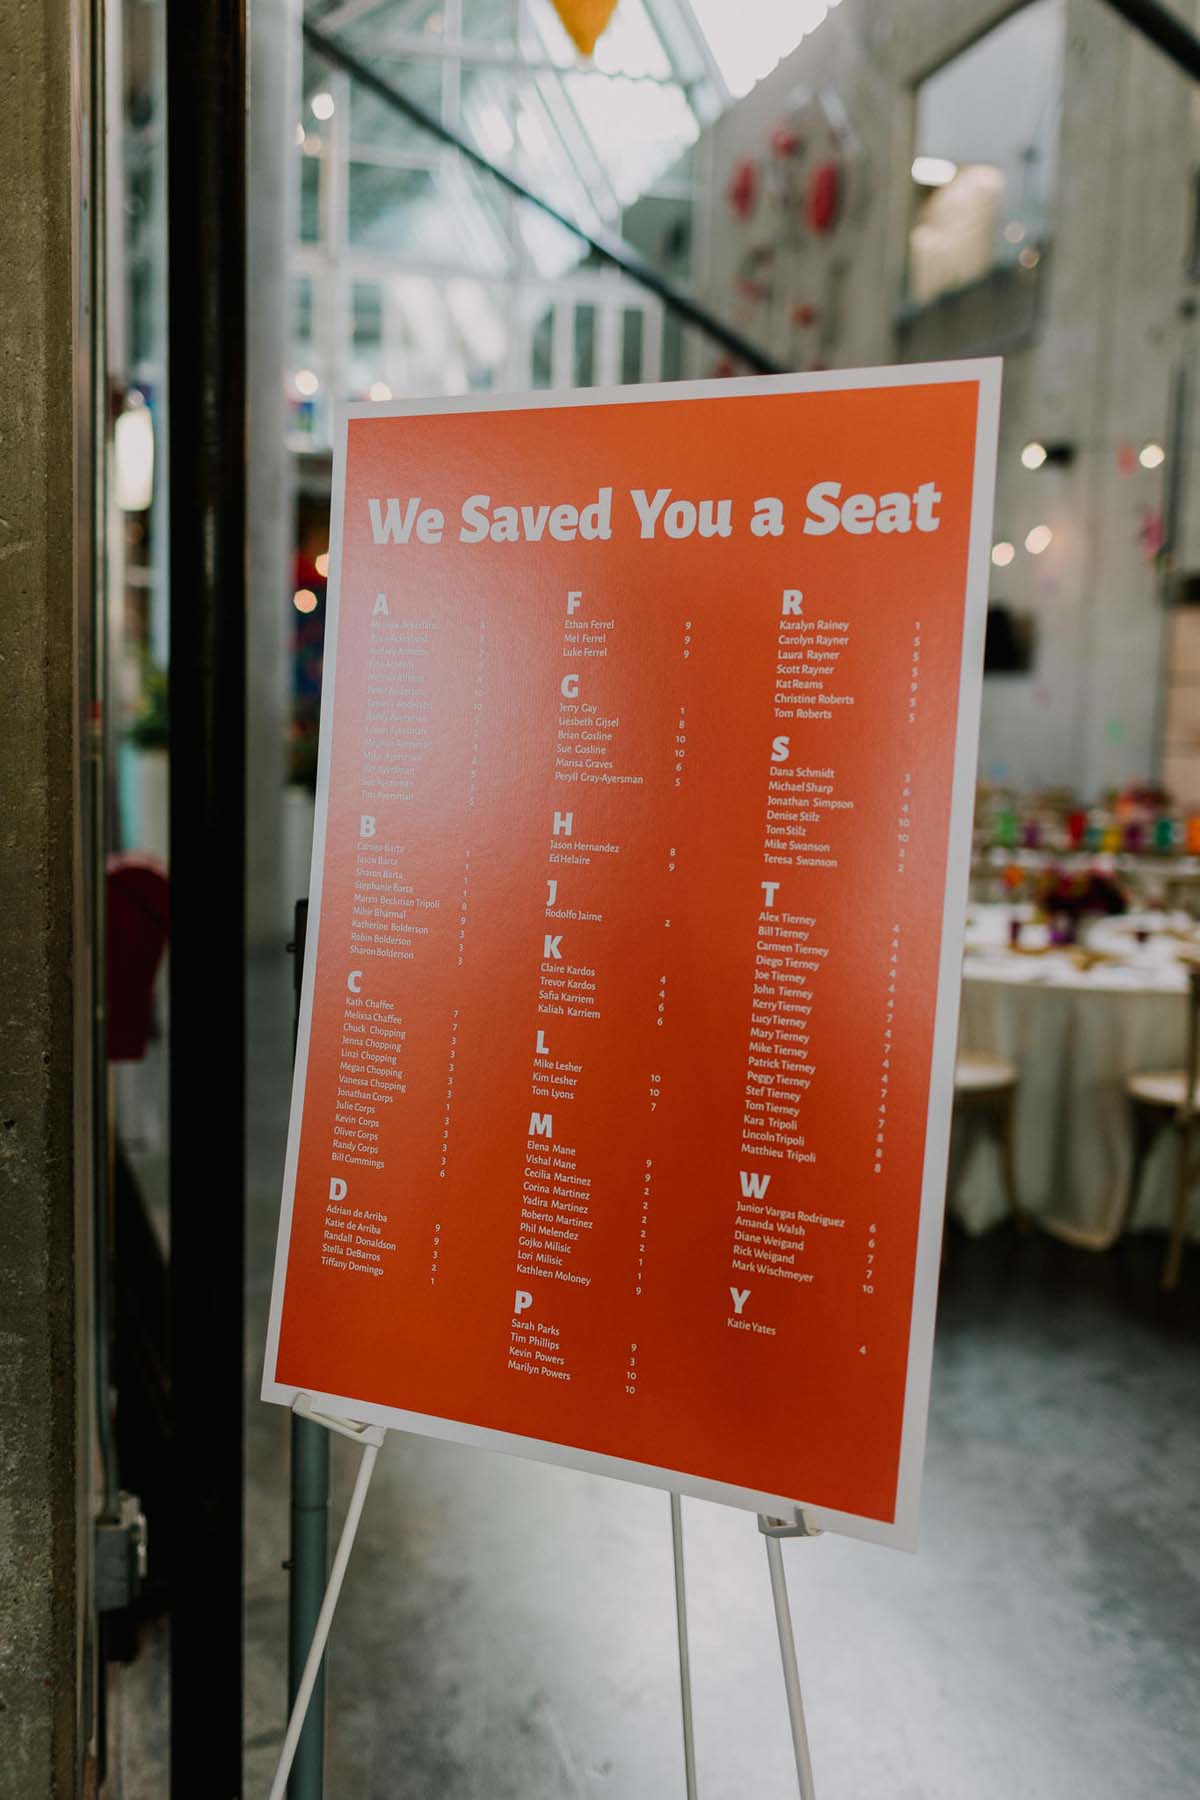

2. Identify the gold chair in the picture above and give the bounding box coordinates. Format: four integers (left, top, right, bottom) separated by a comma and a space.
1123, 959, 1200, 1289
950, 1053, 1024, 1228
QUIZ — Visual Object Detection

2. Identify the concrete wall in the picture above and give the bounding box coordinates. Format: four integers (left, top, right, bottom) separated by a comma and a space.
0, 0, 93, 1791
682, 0, 1200, 799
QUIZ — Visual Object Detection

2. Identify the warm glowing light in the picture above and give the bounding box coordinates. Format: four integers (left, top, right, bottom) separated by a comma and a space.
911, 155, 957, 187
114, 394, 154, 512
314, 553, 329, 578
1003, 220, 1026, 244
293, 588, 318, 614
1139, 441, 1165, 469
1018, 246, 1040, 269
1025, 525, 1053, 556
1021, 441, 1047, 470
991, 541, 1015, 568
368, 381, 393, 402
294, 368, 319, 398
311, 91, 335, 121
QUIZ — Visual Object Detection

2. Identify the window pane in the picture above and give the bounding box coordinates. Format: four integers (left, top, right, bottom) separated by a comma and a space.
621, 307, 644, 384
350, 60, 444, 151
294, 275, 313, 347
563, 70, 698, 206
688, 0, 832, 98
300, 154, 321, 245
460, 65, 517, 166
908, 0, 1064, 307
573, 302, 595, 387
348, 160, 513, 272
463, 0, 516, 40
662, 312, 683, 382
352, 282, 384, 350
530, 307, 553, 389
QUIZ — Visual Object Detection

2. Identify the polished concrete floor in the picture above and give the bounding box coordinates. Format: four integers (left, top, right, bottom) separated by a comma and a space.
115, 953, 1200, 1799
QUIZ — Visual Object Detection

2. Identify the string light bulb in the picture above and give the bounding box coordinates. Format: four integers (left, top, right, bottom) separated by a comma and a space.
991, 542, 1015, 568
1139, 442, 1165, 469
114, 392, 155, 512
1025, 525, 1053, 556
1021, 442, 1047, 470
911, 156, 956, 187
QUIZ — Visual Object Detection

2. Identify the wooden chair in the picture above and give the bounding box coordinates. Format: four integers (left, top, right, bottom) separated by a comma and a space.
950, 1053, 1024, 1229
1123, 960, 1200, 1289
969, 858, 1009, 905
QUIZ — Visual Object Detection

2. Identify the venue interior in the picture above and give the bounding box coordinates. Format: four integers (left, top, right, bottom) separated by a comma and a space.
5, 1, 1200, 1797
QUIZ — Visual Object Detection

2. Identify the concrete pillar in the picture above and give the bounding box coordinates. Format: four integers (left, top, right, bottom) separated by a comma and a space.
0, 0, 93, 1791
247, 0, 300, 945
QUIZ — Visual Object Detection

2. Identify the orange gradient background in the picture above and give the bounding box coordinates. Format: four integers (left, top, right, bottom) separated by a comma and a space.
271, 379, 982, 1525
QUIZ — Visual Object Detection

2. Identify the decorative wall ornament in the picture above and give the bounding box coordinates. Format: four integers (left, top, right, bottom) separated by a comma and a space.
1138, 506, 1166, 564
806, 160, 842, 235
769, 123, 804, 160
550, 0, 620, 57
760, 90, 865, 239
717, 84, 868, 369
726, 157, 761, 222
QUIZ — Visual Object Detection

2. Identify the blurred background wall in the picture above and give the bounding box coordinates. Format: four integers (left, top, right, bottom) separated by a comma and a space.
661, 0, 1200, 799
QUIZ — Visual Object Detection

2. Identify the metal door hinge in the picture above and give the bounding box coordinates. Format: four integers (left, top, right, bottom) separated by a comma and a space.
95, 1493, 148, 1612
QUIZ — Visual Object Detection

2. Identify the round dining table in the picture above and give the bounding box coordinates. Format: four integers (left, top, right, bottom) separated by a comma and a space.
954, 907, 1198, 1246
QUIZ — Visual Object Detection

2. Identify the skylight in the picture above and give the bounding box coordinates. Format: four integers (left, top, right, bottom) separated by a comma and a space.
686, 0, 843, 98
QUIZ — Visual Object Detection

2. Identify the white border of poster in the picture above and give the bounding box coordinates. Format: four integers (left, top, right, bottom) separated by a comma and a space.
263, 359, 1001, 1550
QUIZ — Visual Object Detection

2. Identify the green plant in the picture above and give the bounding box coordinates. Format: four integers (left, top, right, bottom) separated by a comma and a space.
128, 651, 168, 750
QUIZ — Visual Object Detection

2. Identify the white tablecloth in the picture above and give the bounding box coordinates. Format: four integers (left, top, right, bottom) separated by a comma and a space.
954, 909, 1196, 1245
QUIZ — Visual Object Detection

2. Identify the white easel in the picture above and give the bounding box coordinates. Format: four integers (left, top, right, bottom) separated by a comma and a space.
268, 1395, 821, 1800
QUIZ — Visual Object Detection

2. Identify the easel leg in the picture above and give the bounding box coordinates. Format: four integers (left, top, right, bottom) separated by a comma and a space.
287, 904, 331, 1799
669, 1492, 699, 1799
268, 1425, 382, 1800
288, 1410, 330, 1799
760, 1525, 817, 1800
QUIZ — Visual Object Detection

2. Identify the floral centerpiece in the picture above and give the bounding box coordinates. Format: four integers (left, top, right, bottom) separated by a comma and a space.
1032, 867, 1128, 943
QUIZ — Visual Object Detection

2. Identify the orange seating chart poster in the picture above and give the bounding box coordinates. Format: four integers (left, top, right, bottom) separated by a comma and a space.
264, 363, 1001, 1548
